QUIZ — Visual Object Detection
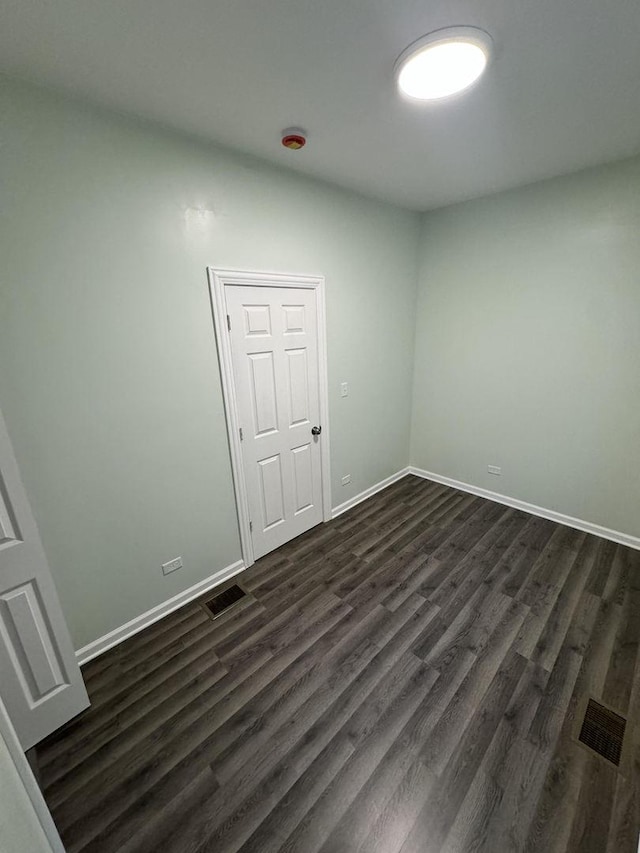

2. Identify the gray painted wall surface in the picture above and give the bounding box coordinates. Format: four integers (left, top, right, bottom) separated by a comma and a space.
0, 76, 420, 648
411, 156, 640, 538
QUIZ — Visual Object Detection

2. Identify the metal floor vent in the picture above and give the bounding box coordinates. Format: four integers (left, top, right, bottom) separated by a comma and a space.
578, 698, 626, 766
203, 584, 247, 618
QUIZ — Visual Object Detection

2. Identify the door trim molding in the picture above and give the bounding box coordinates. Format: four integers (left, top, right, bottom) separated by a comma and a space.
207, 268, 332, 568
0, 695, 65, 852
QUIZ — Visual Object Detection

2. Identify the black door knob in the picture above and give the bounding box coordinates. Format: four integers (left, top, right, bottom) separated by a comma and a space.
311, 425, 322, 436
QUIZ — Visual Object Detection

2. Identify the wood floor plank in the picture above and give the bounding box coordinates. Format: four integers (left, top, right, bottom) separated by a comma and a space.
277, 662, 439, 853
605, 772, 640, 853
427, 507, 530, 610
156, 642, 437, 851
43, 654, 228, 789
357, 756, 437, 853
38, 622, 230, 766
36, 474, 640, 853
396, 650, 527, 853
566, 753, 618, 853
235, 734, 357, 853
530, 534, 600, 672
55, 598, 353, 841
439, 658, 549, 853
602, 584, 640, 714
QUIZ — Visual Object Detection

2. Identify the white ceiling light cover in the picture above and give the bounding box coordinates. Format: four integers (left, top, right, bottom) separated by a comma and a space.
395, 27, 493, 101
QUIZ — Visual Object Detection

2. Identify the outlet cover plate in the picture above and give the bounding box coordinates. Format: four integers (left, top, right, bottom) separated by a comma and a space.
162, 556, 183, 575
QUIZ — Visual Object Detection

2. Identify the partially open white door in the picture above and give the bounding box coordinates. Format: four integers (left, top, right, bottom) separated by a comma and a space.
0, 407, 89, 749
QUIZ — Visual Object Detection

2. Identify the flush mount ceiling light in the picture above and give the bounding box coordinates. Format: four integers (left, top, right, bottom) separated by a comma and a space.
395, 26, 492, 101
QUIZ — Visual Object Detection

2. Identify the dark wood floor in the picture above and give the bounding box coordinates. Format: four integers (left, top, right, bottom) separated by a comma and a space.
37, 475, 640, 852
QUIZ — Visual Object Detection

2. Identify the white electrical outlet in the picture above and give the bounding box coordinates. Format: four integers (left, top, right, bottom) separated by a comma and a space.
340, 382, 349, 398
487, 465, 501, 475
162, 556, 183, 575
342, 474, 351, 486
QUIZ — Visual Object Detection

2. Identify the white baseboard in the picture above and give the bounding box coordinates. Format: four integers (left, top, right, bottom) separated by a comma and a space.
332, 467, 410, 519
75, 558, 246, 665
408, 467, 640, 551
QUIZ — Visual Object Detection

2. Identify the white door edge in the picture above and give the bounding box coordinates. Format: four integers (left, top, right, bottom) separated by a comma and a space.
207, 267, 332, 568
0, 694, 65, 852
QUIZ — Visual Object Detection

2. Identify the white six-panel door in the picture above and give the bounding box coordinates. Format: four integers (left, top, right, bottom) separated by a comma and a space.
225, 285, 325, 559
0, 407, 89, 749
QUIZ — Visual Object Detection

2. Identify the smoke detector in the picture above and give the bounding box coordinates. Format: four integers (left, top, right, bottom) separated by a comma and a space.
281, 128, 307, 150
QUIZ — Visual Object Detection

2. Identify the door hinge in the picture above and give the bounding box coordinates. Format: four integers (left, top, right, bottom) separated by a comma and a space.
239, 427, 243, 441
249, 520, 253, 532
227, 314, 231, 331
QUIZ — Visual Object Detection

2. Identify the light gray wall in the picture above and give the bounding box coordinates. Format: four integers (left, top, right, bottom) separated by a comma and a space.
0, 76, 420, 649
411, 156, 640, 538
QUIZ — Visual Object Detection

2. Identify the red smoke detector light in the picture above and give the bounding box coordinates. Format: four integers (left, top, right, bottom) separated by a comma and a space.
281, 128, 307, 150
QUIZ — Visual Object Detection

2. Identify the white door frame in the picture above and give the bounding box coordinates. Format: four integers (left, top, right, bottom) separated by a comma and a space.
0, 694, 64, 852
207, 268, 332, 568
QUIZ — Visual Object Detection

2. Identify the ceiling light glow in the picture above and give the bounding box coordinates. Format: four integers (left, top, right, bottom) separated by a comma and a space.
395, 27, 492, 101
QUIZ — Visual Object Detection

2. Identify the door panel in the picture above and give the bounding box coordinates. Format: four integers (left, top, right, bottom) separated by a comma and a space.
226, 285, 324, 559
248, 352, 278, 436
286, 348, 310, 427
0, 409, 89, 749
282, 304, 305, 334
291, 443, 314, 514
243, 304, 271, 337
0, 482, 19, 544
0, 583, 66, 701
258, 454, 285, 530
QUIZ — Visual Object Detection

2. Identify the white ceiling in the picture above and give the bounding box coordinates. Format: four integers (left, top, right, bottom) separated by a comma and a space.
2, 0, 640, 210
